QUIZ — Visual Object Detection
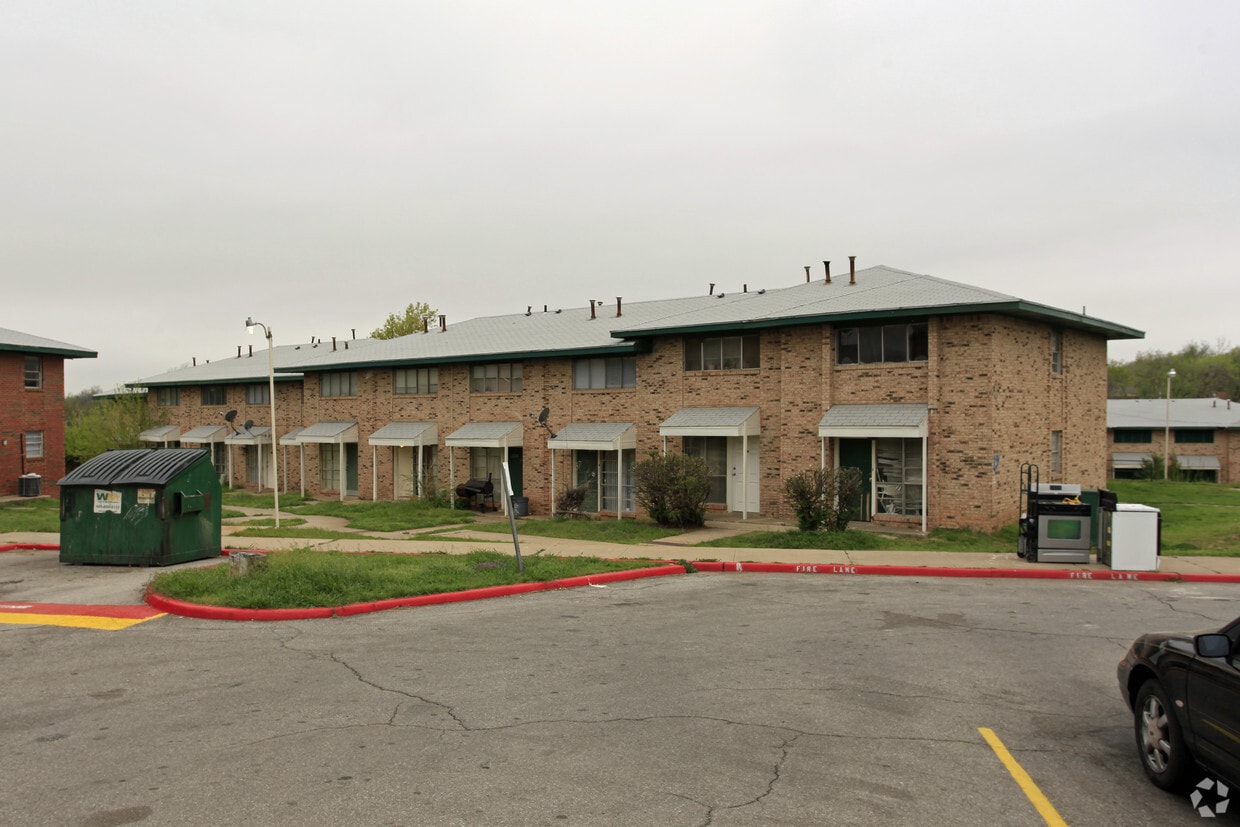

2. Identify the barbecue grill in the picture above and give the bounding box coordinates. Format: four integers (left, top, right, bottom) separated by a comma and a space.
456, 474, 496, 511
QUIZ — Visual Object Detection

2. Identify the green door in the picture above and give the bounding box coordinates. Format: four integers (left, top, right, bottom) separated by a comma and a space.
507, 449, 523, 497
838, 438, 873, 522
345, 444, 359, 496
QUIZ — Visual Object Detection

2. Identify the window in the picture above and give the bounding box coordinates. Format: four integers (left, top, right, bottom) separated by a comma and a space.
685, 334, 759, 371
1051, 330, 1063, 375
684, 436, 728, 504
201, 386, 226, 406
156, 387, 180, 407
573, 357, 636, 389
246, 384, 270, 405
395, 367, 439, 395
471, 363, 523, 393
836, 323, 928, 365
470, 447, 505, 483
1175, 430, 1214, 444
600, 450, 636, 512
875, 438, 924, 516
24, 431, 44, 459
1114, 429, 1152, 444
321, 372, 358, 397
23, 356, 42, 389
1050, 430, 1063, 473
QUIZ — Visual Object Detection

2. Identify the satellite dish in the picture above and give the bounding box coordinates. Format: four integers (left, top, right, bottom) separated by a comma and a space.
243, 420, 254, 433
537, 407, 549, 424
222, 410, 237, 423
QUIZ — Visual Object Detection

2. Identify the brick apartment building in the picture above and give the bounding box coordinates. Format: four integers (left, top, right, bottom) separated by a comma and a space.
134, 263, 1141, 532
1107, 396, 1239, 482
0, 328, 96, 497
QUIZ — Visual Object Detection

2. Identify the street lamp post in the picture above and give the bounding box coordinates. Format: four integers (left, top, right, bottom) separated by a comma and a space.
1164, 367, 1176, 481
246, 317, 280, 527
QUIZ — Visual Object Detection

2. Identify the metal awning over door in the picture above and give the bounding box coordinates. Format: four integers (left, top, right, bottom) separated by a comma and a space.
297, 422, 359, 501
139, 425, 181, 446
368, 422, 438, 501
547, 423, 636, 520
444, 422, 523, 513
659, 407, 759, 438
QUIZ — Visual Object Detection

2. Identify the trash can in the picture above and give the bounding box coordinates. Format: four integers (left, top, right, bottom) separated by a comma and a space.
511, 495, 530, 517
18, 473, 41, 497
57, 448, 222, 566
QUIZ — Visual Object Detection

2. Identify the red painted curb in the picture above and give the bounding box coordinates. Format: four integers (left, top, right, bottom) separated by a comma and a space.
146, 563, 688, 622
695, 560, 1240, 583
0, 543, 60, 552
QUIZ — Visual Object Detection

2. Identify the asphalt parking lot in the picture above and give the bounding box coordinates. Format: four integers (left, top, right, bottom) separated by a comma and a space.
2, 566, 1237, 826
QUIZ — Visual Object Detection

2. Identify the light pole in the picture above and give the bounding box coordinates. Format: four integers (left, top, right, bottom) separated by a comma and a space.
246, 317, 280, 527
1164, 367, 1176, 481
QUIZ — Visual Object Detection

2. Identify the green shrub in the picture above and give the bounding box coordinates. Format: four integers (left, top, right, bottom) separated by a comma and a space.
632, 451, 711, 528
782, 467, 863, 532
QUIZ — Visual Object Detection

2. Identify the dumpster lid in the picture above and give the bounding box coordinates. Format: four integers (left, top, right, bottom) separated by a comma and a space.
117, 448, 211, 485
57, 448, 210, 486
58, 449, 152, 486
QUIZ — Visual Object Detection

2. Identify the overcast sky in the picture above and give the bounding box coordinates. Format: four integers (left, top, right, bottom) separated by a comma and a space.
4, 1, 1237, 394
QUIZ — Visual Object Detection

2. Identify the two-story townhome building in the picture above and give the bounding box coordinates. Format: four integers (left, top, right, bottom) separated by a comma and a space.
1107, 395, 1239, 482
0, 328, 96, 497
168, 262, 1134, 533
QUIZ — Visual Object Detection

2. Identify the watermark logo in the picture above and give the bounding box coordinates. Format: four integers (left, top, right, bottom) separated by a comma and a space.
1190, 777, 1230, 818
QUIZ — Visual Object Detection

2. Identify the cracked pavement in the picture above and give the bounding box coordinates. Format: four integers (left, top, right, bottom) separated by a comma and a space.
3, 575, 1237, 825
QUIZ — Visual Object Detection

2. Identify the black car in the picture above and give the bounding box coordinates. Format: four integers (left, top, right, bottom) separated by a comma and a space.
1117, 615, 1240, 792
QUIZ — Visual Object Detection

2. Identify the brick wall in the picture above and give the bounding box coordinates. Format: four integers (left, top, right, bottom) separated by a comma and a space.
0, 353, 67, 497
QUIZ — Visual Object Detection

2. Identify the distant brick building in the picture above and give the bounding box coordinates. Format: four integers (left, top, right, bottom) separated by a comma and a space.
135, 263, 1140, 532
0, 329, 96, 497
1107, 396, 1240, 483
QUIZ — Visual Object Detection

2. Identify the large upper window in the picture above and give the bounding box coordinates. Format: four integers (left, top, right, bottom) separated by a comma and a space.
685, 334, 760, 371
574, 356, 636, 389
837, 323, 928, 365
471, 363, 522, 393
156, 387, 180, 407
1175, 430, 1214, 444
395, 367, 439, 395
23, 356, 42, 389
246, 384, 270, 405
1114, 429, 1152, 444
321, 372, 358, 397
201, 386, 227, 406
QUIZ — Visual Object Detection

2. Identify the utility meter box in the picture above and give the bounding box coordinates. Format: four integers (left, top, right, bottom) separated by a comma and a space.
58, 448, 222, 566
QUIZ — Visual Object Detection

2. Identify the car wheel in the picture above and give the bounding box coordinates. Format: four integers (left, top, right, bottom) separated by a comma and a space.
1134, 679, 1193, 791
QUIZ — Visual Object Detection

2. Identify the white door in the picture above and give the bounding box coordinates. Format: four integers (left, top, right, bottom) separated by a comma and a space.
728, 436, 760, 513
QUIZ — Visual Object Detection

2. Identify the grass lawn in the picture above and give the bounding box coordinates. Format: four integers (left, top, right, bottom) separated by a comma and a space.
286, 499, 473, 532
465, 517, 683, 545
698, 525, 1017, 553
1109, 480, 1240, 555
148, 548, 669, 609
0, 497, 59, 533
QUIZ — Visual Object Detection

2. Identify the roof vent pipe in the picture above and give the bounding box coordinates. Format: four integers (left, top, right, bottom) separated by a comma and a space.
589, 300, 596, 319
237, 346, 242, 358
332, 336, 337, 351
616, 297, 622, 317
849, 255, 856, 285
743, 284, 748, 293
526, 306, 532, 316
193, 357, 197, 366
345, 341, 349, 349
423, 319, 429, 333
824, 260, 831, 284
351, 328, 356, 339
804, 265, 811, 283
544, 305, 548, 313
709, 283, 715, 295
439, 315, 447, 332
249, 345, 253, 357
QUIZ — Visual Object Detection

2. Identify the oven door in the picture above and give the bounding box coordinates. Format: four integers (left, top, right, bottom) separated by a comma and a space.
1036, 505, 1092, 550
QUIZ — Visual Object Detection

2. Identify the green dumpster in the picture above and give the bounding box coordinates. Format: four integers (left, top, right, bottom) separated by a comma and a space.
57, 448, 222, 566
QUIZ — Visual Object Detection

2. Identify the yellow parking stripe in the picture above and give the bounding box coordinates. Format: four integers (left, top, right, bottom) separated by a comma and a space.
0, 612, 165, 631
979, 727, 1069, 827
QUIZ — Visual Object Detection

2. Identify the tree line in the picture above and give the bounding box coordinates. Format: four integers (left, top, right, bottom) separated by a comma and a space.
1109, 341, 1239, 401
